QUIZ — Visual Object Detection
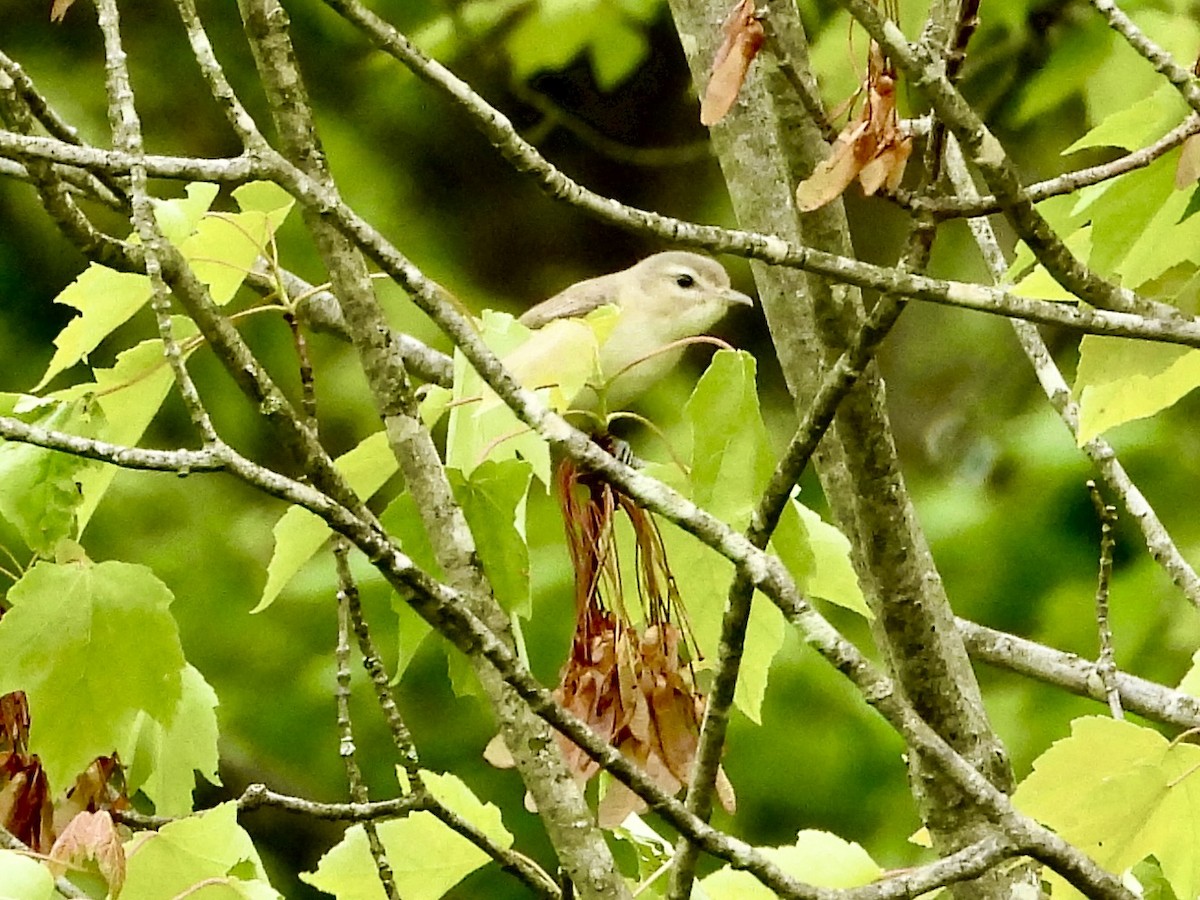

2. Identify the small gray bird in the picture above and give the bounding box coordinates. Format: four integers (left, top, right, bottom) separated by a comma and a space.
518, 251, 753, 412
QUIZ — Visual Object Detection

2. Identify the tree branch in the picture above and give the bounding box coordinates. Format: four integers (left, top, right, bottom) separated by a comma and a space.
942, 136, 1200, 609
0, 408, 1130, 899
958, 618, 1200, 729
834, 0, 1161, 318
10, 125, 1200, 350
1088, 0, 1200, 116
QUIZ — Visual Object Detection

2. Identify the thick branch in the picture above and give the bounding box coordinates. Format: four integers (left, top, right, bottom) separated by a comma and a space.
9, 128, 1200, 350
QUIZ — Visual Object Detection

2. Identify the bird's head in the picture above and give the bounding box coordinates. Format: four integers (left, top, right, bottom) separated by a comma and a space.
622, 251, 754, 340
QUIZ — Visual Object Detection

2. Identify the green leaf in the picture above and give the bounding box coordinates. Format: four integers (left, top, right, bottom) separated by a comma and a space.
1010, 18, 1112, 127
0, 396, 97, 554
1065, 83, 1189, 155
434, 307, 614, 485
0, 850, 59, 900
36, 183, 219, 392
793, 501, 870, 618
769, 497, 815, 590
124, 664, 221, 817
34, 266, 153, 391
1179, 186, 1200, 225
685, 350, 773, 524
0, 558, 186, 790
1073, 335, 1200, 445
255, 431, 399, 612
151, 182, 219, 245
588, 12, 649, 90
388, 592, 435, 683
666, 350, 786, 722
1077, 159, 1176, 281
505, 0, 600, 81
34, 182, 292, 392
505, 0, 650, 88
380, 491, 444, 578
302, 770, 511, 900
121, 802, 278, 900
449, 459, 532, 615
179, 182, 294, 305
1014, 716, 1200, 900
1114, 174, 1200, 291
231, 180, 295, 219
68, 318, 200, 532
700, 829, 882, 897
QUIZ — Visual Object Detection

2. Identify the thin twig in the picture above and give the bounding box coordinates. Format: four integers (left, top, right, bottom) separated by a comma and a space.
92, 0, 219, 446
117, 781, 430, 828
917, 115, 1200, 218
1087, 481, 1124, 719
344, 568, 424, 783
334, 543, 401, 899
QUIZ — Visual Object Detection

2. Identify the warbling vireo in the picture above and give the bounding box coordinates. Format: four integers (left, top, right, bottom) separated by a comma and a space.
517, 251, 753, 412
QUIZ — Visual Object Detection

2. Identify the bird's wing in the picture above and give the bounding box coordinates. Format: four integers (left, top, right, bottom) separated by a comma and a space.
518, 273, 619, 328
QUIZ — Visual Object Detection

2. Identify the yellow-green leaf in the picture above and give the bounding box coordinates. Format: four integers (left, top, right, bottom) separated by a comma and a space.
1014, 716, 1200, 900
1073, 335, 1200, 445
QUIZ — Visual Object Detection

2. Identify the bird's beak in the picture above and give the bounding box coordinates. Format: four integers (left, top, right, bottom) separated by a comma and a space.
723, 288, 755, 307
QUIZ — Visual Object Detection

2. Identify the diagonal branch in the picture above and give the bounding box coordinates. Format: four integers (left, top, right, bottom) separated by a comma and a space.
1088, 0, 1200, 116
917, 114, 1200, 217
943, 136, 1200, 609
92, 0, 217, 445
834, 0, 1160, 318
0, 410, 1131, 900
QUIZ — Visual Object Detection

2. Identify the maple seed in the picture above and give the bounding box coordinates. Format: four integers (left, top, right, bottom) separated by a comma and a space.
1181, 54, 1200, 189
547, 450, 735, 825
701, 0, 765, 126
795, 41, 912, 211
48, 810, 127, 896
49, 0, 75, 22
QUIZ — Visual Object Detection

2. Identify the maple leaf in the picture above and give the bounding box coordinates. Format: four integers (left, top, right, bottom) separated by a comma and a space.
795, 41, 912, 211
701, 0, 765, 126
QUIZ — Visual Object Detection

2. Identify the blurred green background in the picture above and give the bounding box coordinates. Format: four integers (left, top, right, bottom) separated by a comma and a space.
4, 0, 1200, 896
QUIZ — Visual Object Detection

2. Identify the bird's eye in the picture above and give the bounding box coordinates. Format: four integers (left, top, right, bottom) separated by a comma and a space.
675, 273, 696, 288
